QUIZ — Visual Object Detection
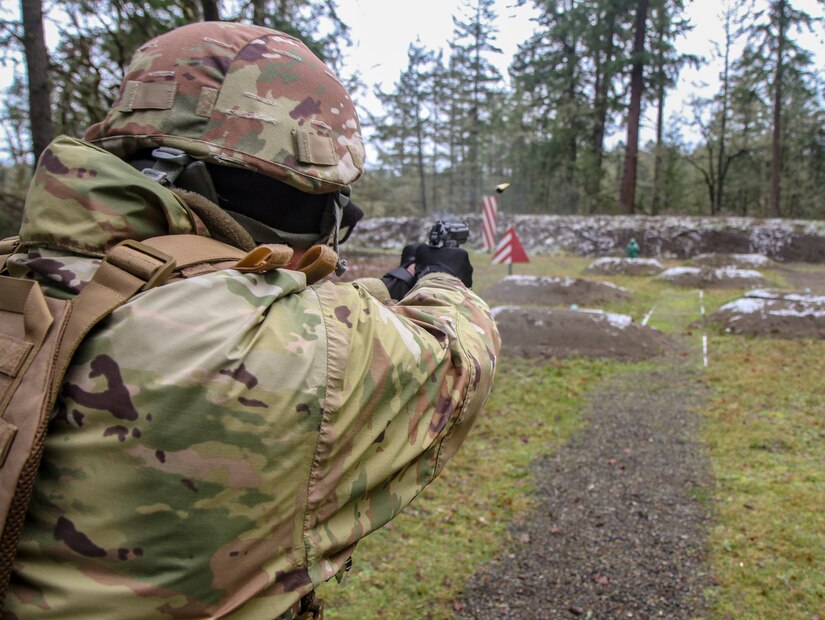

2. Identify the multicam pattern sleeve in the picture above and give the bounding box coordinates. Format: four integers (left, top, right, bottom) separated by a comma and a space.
5, 265, 499, 620
304, 273, 499, 575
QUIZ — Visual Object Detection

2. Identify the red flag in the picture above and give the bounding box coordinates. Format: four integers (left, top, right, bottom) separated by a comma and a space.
491, 225, 529, 264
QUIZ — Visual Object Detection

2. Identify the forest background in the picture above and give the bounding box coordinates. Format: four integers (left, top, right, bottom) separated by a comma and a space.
0, 0, 823, 240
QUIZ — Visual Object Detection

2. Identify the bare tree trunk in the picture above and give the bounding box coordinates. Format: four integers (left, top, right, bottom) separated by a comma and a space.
202, 0, 220, 21
415, 114, 428, 214
252, 0, 267, 26
715, 7, 733, 215
651, 0, 667, 216
588, 7, 616, 211
651, 82, 665, 215
619, 0, 649, 214
770, 0, 786, 218
20, 0, 54, 163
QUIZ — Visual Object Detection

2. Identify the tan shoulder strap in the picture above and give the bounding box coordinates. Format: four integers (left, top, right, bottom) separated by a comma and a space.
0, 236, 21, 275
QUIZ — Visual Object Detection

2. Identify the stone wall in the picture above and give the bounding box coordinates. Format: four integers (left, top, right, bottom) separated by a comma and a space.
352, 215, 825, 263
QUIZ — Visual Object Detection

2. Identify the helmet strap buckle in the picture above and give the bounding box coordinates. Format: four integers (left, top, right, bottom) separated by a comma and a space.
142, 147, 191, 186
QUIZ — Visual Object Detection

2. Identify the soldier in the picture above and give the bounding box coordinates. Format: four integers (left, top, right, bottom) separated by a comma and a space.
1, 22, 499, 619
626, 237, 641, 259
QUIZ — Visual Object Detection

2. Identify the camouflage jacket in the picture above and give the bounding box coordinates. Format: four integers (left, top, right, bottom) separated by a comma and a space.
3, 137, 500, 619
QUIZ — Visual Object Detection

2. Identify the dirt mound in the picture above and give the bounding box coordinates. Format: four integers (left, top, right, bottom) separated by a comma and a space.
585, 257, 664, 276
656, 266, 767, 289
492, 306, 673, 361
704, 289, 825, 338
690, 252, 773, 269
484, 275, 631, 306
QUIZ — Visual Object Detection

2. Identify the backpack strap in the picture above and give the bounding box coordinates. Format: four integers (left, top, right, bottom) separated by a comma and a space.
51, 240, 179, 387
0, 237, 20, 275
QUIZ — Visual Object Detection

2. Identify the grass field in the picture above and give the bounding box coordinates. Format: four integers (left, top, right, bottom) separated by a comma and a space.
318, 254, 825, 619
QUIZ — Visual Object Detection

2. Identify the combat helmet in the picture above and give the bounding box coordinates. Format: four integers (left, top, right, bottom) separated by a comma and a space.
85, 22, 365, 195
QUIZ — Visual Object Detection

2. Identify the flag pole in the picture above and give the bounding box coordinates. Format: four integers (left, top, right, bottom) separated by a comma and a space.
495, 183, 511, 274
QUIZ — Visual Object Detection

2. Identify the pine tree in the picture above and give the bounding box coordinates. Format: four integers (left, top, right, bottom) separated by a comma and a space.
511, 0, 590, 213
744, 0, 822, 216
448, 0, 503, 212
372, 40, 438, 214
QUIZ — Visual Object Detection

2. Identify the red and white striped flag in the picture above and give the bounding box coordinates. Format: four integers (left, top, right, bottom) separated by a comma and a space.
491, 225, 530, 265
481, 195, 498, 252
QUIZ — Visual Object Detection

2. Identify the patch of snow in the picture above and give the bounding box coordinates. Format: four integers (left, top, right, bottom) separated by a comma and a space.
598, 280, 630, 291
718, 298, 767, 314
589, 257, 663, 268
491, 305, 521, 318
770, 306, 825, 318
503, 275, 575, 287
745, 289, 825, 304
658, 266, 701, 278
731, 253, 770, 266
783, 294, 825, 304
712, 267, 764, 280
590, 257, 624, 266
745, 289, 779, 299
577, 308, 634, 329
694, 253, 770, 267
631, 258, 664, 268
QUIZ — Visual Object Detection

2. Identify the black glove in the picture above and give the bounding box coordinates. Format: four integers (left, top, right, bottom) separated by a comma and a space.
381, 243, 423, 301
399, 242, 420, 268
414, 245, 473, 288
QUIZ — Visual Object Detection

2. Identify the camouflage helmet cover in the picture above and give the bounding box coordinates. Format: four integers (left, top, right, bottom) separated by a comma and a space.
85, 22, 365, 194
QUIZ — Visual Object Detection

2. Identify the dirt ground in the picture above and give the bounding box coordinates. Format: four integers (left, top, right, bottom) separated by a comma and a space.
484, 275, 631, 306
776, 265, 825, 294
492, 306, 673, 362
458, 355, 714, 619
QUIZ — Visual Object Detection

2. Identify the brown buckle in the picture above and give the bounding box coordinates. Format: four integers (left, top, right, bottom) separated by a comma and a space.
107, 239, 177, 290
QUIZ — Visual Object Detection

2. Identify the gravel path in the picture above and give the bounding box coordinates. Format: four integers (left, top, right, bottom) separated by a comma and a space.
458, 358, 715, 619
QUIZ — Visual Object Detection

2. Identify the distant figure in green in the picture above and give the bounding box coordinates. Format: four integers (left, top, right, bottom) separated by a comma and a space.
626, 237, 640, 259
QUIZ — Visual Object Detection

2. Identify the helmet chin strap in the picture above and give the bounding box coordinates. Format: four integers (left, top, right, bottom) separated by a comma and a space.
331, 192, 347, 276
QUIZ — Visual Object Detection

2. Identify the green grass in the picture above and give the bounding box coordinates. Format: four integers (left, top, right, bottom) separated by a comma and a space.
318, 356, 623, 619
701, 337, 825, 618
